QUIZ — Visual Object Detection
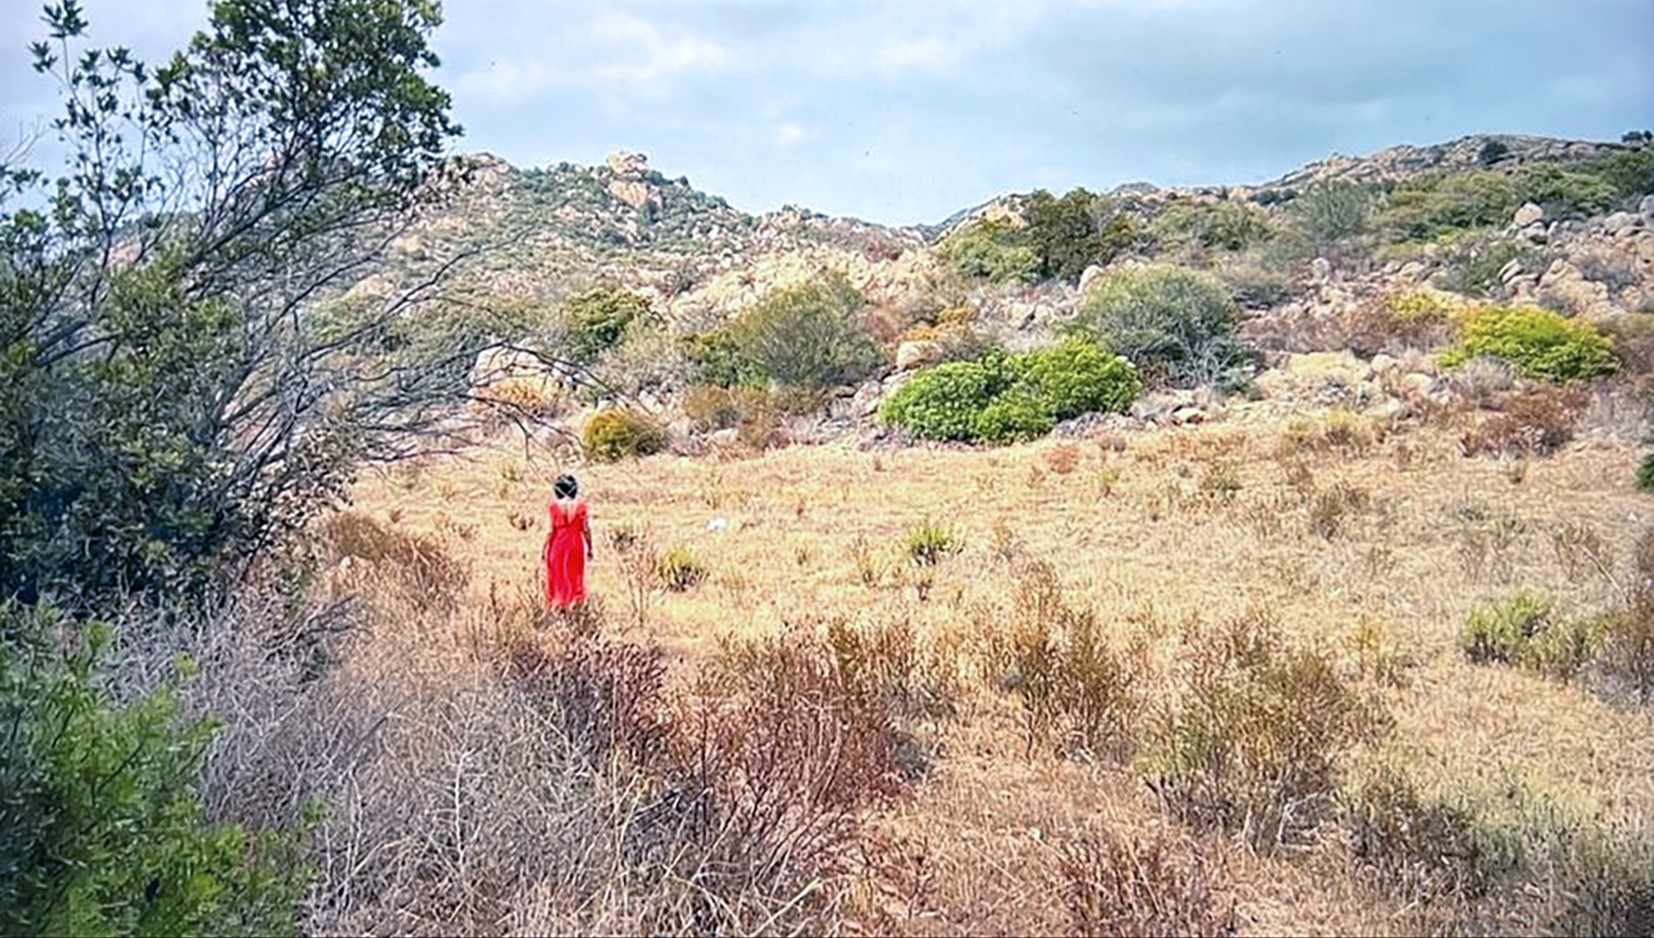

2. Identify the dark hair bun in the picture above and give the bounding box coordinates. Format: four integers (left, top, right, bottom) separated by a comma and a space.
554, 474, 579, 498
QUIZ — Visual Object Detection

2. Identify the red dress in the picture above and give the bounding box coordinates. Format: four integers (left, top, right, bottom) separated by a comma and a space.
543, 499, 589, 608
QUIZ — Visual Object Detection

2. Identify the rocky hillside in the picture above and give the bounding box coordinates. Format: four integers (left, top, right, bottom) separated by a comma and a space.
357, 132, 1652, 449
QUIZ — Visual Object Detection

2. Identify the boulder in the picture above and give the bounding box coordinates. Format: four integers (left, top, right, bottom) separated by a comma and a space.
1398, 372, 1436, 398
1603, 211, 1640, 235
1370, 353, 1400, 375
1512, 202, 1545, 228
895, 340, 945, 372
1398, 261, 1428, 283
708, 428, 740, 447
1078, 264, 1108, 293
1310, 257, 1332, 282
1640, 194, 1654, 219
1171, 406, 1207, 426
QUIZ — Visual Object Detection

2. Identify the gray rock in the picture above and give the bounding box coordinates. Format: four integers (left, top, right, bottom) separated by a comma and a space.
1603, 211, 1640, 235
895, 340, 944, 371
1512, 202, 1545, 228
1639, 194, 1654, 219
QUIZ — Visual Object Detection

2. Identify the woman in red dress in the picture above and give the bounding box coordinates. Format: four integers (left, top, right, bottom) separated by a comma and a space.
543, 474, 593, 609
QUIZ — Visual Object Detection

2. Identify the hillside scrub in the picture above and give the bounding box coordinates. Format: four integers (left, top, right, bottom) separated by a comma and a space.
563, 286, 652, 363
692, 274, 882, 389
1068, 264, 1244, 388
880, 340, 1140, 443
1288, 179, 1377, 254
581, 408, 668, 461
936, 217, 1039, 284
1439, 306, 1618, 382
1378, 170, 1517, 241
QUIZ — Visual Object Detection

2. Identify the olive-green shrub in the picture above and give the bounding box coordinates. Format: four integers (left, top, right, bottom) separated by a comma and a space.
1068, 264, 1243, 388
581, 408, 667, 462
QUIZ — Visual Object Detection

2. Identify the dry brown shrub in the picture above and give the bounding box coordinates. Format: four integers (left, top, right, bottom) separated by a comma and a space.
1140, 611, 1389, 852
318, 510, 469, 609
986, 562, 1148, 762
1458, 387, 1585, 458
1057, 826, 1233, 937
1043, 442, 1081, 475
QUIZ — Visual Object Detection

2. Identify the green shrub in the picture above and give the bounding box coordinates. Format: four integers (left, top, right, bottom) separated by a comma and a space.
1014, 339, 1143, 420
654, 544, 708, 591
1584, 145, 1654, 200
1458, 590, 1600, 680
1638, 453, 1654, 492
1439, 307, 1617, 382
972, 387, 1057, 443
1461, 590, 1555, 665
1515, 163, 1617, 220
1069, 264, 1243, 388
581, 408, 667, 462
1152, 199, 1276, 253
880, 341, 1140, 443
901, 518, 959, 566
711, 274, 882, 389
936, 218, 1039, 284
1379, 170, 1517, 241
1438, 239, 1543, 298
564, 286, 651, 363
0, 605, 313, 936
880, 353, 1018, 441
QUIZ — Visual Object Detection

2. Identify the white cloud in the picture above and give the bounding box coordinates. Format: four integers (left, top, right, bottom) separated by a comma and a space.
775, 122, 805, 147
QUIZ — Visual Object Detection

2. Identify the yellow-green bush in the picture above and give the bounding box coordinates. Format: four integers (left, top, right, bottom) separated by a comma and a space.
1439, 307, 1617, 382
581, 408, 667, 462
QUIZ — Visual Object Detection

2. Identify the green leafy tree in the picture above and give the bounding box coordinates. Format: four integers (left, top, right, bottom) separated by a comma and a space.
1021, 188, 1147, 282
0, 0, 463, 610
1069, 264, 1244, 388
0, 603, 313, 936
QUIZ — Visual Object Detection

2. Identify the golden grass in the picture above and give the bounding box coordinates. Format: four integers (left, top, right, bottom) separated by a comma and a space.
346, 414, 1652, 934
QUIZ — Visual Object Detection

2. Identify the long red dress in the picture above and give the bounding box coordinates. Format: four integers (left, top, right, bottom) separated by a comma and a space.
543, 499, 589, 609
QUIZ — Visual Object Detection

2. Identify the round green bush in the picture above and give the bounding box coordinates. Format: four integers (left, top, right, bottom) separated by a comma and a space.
973, 387, 1056, 442
1013, 339, 1143, 420
879, 354, 1017, 442
581, 408, 667, 462
1439, 307, 1617, 382
880, 341, 1139, 444
1069, 264, 1242, 388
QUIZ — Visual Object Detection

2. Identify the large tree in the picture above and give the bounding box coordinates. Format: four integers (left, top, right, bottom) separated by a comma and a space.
1, 0, 469, 609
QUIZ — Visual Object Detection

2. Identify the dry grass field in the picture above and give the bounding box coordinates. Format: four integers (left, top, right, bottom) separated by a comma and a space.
279, 401, 1653, 935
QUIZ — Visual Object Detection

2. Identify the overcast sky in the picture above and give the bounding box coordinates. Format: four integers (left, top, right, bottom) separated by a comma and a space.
2, 0, 1650, 224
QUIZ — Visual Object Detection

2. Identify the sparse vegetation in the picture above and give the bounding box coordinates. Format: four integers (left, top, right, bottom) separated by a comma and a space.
695, 274, 883, 389
563, 286, 652, 363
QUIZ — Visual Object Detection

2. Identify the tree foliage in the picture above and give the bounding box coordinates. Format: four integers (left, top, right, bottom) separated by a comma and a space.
0, 0, 464, 611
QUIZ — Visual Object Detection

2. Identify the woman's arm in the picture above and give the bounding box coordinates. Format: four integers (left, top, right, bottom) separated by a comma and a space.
583, 513, 594, 559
